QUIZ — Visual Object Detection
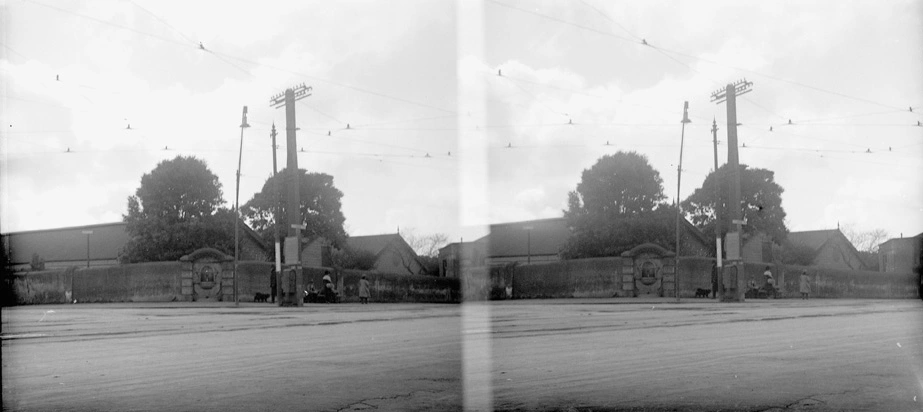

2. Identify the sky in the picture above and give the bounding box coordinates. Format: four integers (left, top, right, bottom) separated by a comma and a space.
2, 0, 922, 249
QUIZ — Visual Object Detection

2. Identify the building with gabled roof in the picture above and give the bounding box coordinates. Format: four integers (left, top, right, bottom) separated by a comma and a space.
786, 229, 868, 270
304, 233, 426, 275
348, 233, 426, 275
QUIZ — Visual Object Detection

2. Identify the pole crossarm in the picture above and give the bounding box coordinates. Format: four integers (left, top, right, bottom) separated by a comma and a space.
270, 83, 312, 109
710, 78, 753, 104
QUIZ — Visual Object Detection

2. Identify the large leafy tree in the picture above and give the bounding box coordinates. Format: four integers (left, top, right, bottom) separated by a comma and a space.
122, 156, 235, 262
569, 151, 666, 219
242, 168, 347, 248
562, 151, 673, 258
682, 164, 788, 244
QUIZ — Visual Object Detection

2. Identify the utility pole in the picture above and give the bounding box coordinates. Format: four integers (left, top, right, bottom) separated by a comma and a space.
523, 226, 533, 264
270, 83, 311, 307
81, 230, 93, 268
710, 79, 752, 302
711, 118, 723, 298
675, 101, 691, 301
270, 123, 282, 275
234, 106, 250, 307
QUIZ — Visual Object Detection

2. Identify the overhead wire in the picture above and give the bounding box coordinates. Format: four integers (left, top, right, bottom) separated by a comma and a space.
777, 109, 911, 125
740, 144, 918, 169
571, 0, 916, 127
481, 69, 715, 125
563, 0, 922, 167
11, 0, 467, 164
20, 0, 456, 116
1, 42, 30, 61
493, 69, 571, 120
126, 0, 198, 45
349, 114, 456, 129
740, 122, 921, 155
129, 0, 250, 77
575, 0, 642, 42
22, 0, 193, 49
212, 49, 456, 115
11, 0, 920, 172
487, 0, 919, 114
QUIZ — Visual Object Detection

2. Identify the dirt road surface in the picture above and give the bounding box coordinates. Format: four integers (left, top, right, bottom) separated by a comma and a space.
3, 299, 921, 411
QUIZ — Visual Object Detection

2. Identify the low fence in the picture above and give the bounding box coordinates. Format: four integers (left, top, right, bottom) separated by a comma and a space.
7, 261, 459, 305
486, 257, 919, 300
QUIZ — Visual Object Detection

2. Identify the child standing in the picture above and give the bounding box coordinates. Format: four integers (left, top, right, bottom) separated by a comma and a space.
800, 270, 811, 300
358, 275, 370, 304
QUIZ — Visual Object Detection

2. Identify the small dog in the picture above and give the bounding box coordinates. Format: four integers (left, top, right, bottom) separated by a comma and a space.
253, 292, 270, 303
694, 288, 711, 298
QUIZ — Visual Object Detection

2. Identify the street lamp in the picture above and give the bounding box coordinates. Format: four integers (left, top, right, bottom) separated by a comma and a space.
675, 101, 691, 302
523, 226, 533, 264
81, 230, 93, 268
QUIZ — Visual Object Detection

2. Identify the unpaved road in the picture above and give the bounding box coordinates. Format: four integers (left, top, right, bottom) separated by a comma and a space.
2, 299, 922, 411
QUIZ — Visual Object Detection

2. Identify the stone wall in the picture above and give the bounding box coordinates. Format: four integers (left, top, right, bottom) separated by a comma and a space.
9, 257, 916, 305
11, 262, 182, 304
8, 261, 460, 305
489, 257, 919, 300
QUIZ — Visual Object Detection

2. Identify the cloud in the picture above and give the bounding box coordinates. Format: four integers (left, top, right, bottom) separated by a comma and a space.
3, 0, 921, 243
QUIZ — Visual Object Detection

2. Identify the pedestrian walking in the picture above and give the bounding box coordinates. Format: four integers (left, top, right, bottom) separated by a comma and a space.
358, 275, 370, 304
711, 262, 719, 299
269, 267, 277, 303
800, 270, 811, 300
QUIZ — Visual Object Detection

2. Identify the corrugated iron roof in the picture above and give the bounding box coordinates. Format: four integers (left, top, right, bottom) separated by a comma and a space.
4, 222, 129, 264
4, 220, 270, 265
787, 229, 841, 252
346, 233, 401, 256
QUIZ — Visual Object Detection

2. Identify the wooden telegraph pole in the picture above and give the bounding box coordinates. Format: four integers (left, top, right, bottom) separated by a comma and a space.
270, 83, 312, 307
710, 79, 752, 302
711, 118, 723, 298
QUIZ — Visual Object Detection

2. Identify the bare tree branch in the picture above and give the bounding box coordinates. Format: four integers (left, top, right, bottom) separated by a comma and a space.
841, 224, 889, 253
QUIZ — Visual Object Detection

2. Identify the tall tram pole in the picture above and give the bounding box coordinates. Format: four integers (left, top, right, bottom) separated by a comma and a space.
234, 106, 250, 306
270, 123, 282, 275
710, 79, 752, 302
270, 83, 311, 306
674, 101, 691, 301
